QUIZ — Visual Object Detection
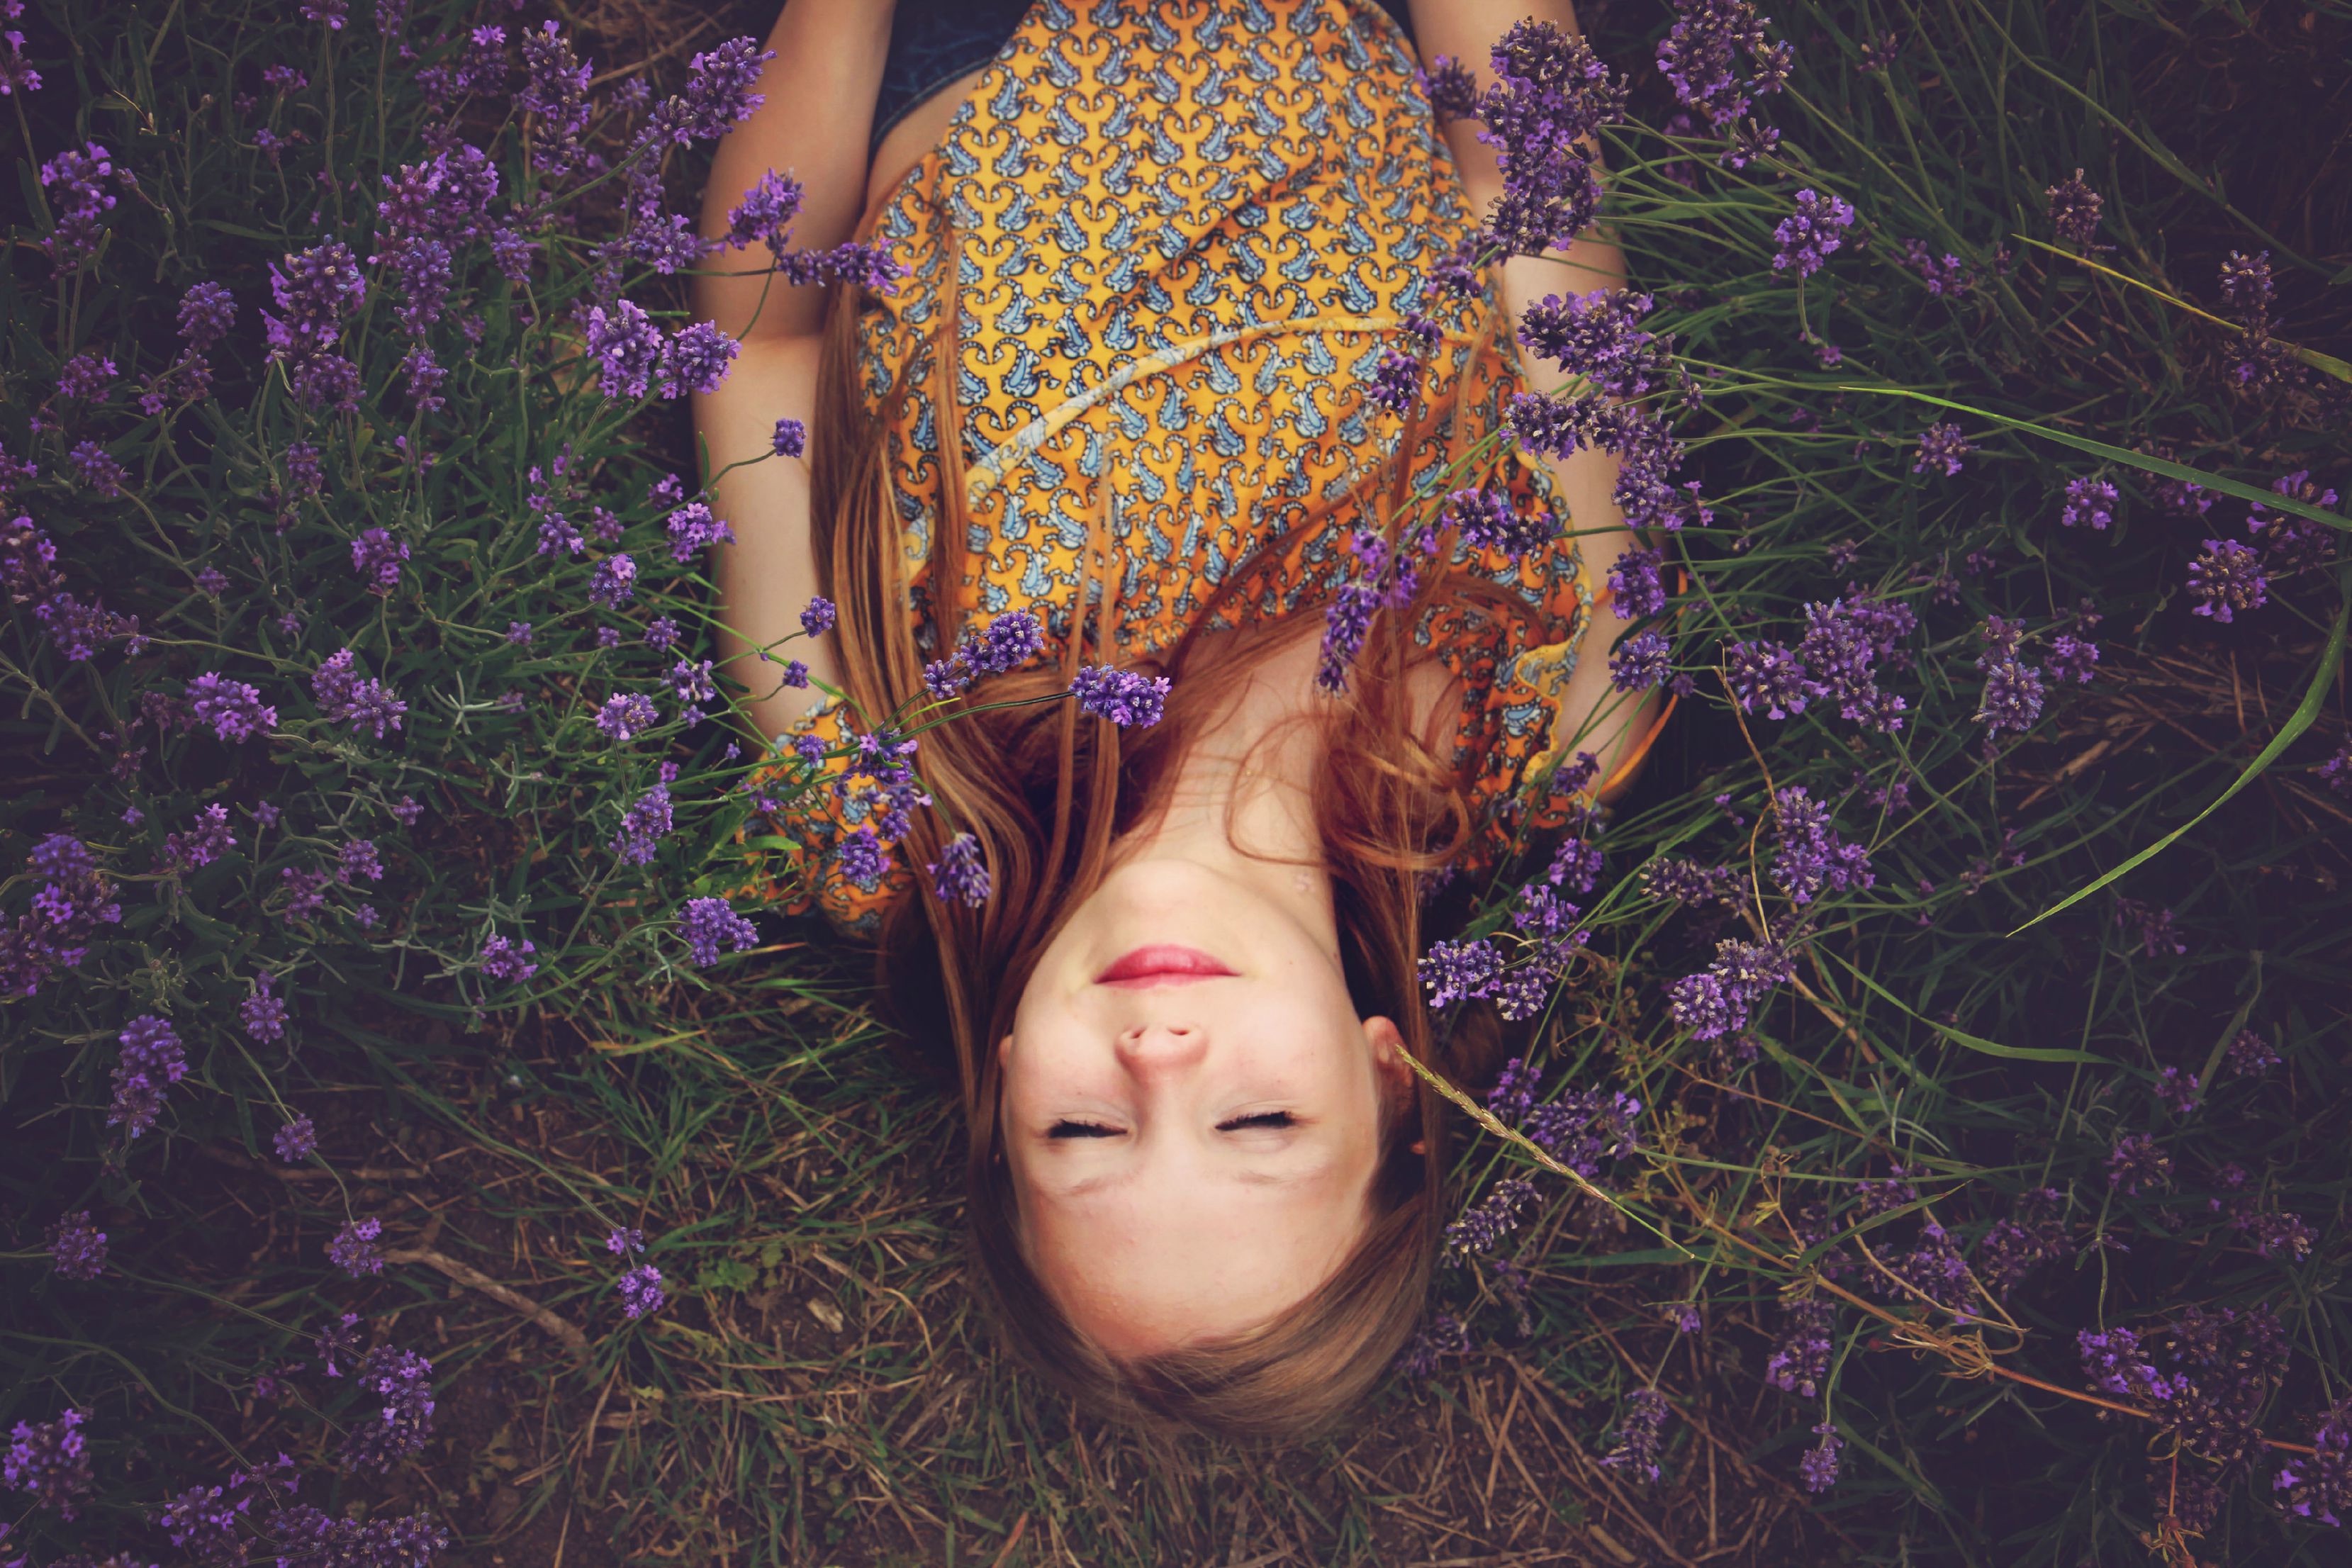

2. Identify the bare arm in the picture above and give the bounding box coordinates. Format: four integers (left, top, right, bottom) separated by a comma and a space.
1408, 0, 1663, 799
691, 0, 895, 745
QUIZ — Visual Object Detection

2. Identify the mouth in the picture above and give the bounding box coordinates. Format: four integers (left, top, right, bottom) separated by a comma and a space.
1093, 944, 1238, 988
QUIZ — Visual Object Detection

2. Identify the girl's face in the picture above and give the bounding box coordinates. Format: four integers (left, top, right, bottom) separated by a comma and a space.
1000, 853, 1411, 1359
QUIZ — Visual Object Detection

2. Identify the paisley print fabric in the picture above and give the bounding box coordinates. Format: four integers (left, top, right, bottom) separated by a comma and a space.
729, 0, 1639, 937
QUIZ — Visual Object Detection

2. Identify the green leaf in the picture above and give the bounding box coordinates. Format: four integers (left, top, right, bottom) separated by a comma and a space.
1823, 951, 2113, 1063
1830, 386, 2351, 530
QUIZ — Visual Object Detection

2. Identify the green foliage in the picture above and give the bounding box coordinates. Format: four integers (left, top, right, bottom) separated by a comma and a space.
2, 0, 2348, 1564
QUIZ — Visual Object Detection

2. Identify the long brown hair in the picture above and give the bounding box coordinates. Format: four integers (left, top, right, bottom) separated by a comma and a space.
804, 235, 1545, 1444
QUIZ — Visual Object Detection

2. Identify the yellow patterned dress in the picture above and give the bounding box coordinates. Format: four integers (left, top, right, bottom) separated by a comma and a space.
727, 0, 1652, 938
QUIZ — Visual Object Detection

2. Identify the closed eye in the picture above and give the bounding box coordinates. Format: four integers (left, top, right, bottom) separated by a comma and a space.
1220, 1111, 1295, 1131
1047, 1121, 1119, 1139
1045, 1111, 1296, 1138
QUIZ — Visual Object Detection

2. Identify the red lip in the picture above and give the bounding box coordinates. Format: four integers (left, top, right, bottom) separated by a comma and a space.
1094, 944, 1238, 987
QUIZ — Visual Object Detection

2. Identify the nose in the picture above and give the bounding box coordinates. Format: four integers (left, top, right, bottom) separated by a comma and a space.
1114, 1021, 1207, 1077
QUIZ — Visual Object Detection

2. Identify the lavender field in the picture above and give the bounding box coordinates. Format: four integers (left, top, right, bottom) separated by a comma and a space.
4, 0, 2349, 1563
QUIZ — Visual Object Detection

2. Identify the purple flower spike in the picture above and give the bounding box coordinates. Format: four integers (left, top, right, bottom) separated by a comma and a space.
583, 300, 665, 401
2046, 170, 2104, 247
349, 528, 410, 595
1771, 189, 1854, 278
1912, 421, 1969, 477
724, 169, 805, 254
926, 832, 991, 909
275, 1115, 318, 1163
46, 1211, 108, 1281
618, 1263, 666, 1318
595, 692, 660, 741
661, 320, 739, 398
1598, 1388, 1671, 1484
479, 933, 539, 983
1798, 1422, 1844, 1494
679, 896, 758, 968
1069, 665, 1170, 728
2187, 538, 2268, 623
4, 1409, 94, 1518
328, 1216, 386, 1277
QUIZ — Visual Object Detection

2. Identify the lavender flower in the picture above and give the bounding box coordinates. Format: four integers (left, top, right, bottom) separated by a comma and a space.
478, 933, 539, 983
517, 21, 593, 176
2046, 170, 2103, 247
2275, 1397, 2352, 1527
610, 783, 673, 866
1610, 627, 1674, 690
1771, 786, 1874, 905
1972, 616, 2046, 739
329, 1216, 386, 1277
772, 417, 807, 458
1609, 545, 1667, 621
38, 142, 126, 269
1798, 1422, 1844, 1493
271, 1505, 452, 1565
55, 349, 116, 401
262, 242, 366, 410
2227, 1029, 2281, 1077
926, 832, 990, 908
2186, 538, 2268, 622
1316, 581, 1381, 694
1657, 0, 1791, 135
1418, 936, 1505, 1008
46, 1211, 107, 1281
607, 1226, 646, 1255
590, 552, 639, 609
665, 500, 736, 562
68, 439, 127, 496
1441, 486, 1556, 559
661, 320, 739, 398
835, 825, 892, 886
311, 648, 409, 739
1417, 55, 1479, 122
1394, 1312, 1472, 1380
274, 1115, 318, 1163
349, 527, 409, 595
618, 1263, 666, 1318
2105, 1131, 2173, 1195
1771, 189, 1855, 278
2044, 634, 2100, 685
1069, 665, 1170, 727
1913, 420, 1970, 477
106, 1013, 187, 1140
583, 300, 665, 400
1450, 20, 1628, 263
4, 1409, 92, 1518
595, 692, 659, 740
800, 595, 837, 637
1443, 1176, 1538, 1260
1516, 287, 1669, 398
1766, 1298, 1835, 1396
342, 1344, 435, 1473
160, 802, 237, 872
336, 838, 384, 886
679, 897, 758, 967
1725, 638, 1810, 719
1599, 1388, 1671, 1484
1667, 937, 1793, 1040
260, 873, 323, 931
647, 36, 771, 145
2059, 476, 2118, 530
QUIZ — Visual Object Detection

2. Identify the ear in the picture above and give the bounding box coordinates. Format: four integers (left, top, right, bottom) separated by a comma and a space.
1364, 1014, 1413, 1116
